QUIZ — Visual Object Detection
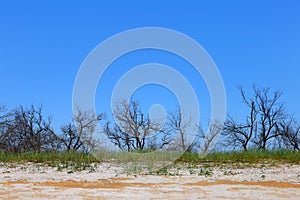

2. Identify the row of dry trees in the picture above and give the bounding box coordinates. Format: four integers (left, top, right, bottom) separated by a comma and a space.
0, 105, 104, 153
0, 85, 299, 153
103, 85, 300, 152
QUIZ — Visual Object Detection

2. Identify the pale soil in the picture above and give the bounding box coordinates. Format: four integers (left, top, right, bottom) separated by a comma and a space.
0, 162, 300, 199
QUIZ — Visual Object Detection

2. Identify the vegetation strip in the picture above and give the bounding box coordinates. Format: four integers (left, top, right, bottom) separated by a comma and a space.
0, 150, 299, 165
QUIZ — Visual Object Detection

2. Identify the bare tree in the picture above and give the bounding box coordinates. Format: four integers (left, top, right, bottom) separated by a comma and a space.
1, 105, 59, 152
0, 106, 9, 125
104, 123, 133, 151
0, 106, 13, 151
0, 106, 11, 131
166, 107, 195, 152
60, 108, 104, 152
198, 120, 223, 153
253, 86, 285, 150
60, 123, 82, 151
104, 99, 165, 151
277, 115, 300, 150
223, 85, 286, 151
223, 88, 257, 151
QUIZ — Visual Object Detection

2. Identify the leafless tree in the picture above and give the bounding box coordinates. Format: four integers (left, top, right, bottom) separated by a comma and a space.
223, 88, 258, 151
104, 99, 165, 151
60, 123, 81, 151
165, 107, 222, 153
60, 108, 104, 152
223, 85, 286, 151
253, 86, 285, 150
0, 106, 13, 151
1, 105, 59, 152
277, 115, 300, 150
0, 106, 11, 131
198, 120, 223, 153
166, 107, 195, 152
0, 106, 8, 124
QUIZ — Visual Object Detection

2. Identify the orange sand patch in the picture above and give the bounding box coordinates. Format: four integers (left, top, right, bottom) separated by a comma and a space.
2, 180, 29, 187
35, 180, 128, 189
184, 180, 300, 188
2, 179, 300, 189
28, 180, 172, 189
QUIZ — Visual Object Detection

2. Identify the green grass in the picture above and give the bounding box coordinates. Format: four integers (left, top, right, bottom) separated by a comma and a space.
177, 149, 300, 165
92, 149, 182, 163
0, 151, 97, 164
0, 149, 299, 167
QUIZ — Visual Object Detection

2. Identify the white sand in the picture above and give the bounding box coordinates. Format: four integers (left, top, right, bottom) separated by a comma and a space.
0, 162, 299, 199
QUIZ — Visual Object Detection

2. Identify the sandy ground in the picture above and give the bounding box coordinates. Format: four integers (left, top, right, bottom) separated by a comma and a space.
0, 162, 300, 199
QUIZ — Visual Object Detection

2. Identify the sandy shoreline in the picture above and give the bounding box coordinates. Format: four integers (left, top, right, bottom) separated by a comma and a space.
0, 162, 300, 199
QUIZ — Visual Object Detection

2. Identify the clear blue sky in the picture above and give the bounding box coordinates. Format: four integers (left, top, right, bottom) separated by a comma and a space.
0, 1, 299, 131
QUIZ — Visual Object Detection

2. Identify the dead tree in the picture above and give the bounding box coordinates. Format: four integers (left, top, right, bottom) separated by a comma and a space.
277, 115, 300, 150
223, 87, 258, 151
166, 107, 195, 152
223, 85, 286, 151
104, 99, 165, 151
198, 120, 223, 153
0, 106, 13, 151
60, 108, 104, 152
1, 105, 58, 152
253, 86, 285, 150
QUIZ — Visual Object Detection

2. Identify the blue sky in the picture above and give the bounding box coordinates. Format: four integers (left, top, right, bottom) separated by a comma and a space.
0, 1, 300, 131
